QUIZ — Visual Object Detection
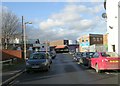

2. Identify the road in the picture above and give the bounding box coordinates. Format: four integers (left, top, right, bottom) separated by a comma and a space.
10, 53, 119, 85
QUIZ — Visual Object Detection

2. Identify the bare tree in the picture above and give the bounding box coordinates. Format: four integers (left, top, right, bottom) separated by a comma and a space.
1, 7, 21, 49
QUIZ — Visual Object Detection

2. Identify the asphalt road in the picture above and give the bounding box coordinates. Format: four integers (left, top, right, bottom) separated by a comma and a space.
10, 53, 119, 85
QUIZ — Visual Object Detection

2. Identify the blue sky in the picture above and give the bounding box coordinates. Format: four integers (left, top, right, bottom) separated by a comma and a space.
2, 2, 107, 41
3, 2, 67, 21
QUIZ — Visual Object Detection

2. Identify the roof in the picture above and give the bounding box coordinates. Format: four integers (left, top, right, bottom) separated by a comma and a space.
55, 45, 67, 49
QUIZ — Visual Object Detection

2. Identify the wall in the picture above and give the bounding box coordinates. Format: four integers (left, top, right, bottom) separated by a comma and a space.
49, 40, 64, 46
79, 34, 103, 52
106, 0, 120, 53
118, 1, 120, 55
1, 50, 22, 60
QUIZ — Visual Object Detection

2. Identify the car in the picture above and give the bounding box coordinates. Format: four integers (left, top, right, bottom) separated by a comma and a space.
79, 52, 87, 65
79, 52, 95, 68
91, 52, 120, 73
69, 50, 75, 55
50, 50, 56, 59
25, 52, 52, 73
73, 52, 82, 62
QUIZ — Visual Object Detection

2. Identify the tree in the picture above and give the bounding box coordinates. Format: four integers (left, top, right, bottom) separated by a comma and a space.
1, 7, 21, 49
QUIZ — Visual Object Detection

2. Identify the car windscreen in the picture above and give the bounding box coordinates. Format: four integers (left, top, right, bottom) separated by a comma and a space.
30, 53, 46, 59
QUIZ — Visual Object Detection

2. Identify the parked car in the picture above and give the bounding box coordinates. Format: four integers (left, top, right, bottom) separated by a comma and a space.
50, 50, 56, 59
91, 52, 120, 73
79, 52, 95, 68
79, 52, 87, 65
26, 52, 52, 73
69, 50, 75, 55
73, 52, 82, 62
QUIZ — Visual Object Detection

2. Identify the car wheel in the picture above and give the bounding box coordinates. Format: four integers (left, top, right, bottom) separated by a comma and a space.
87, 61, 91, 68
45, 66, 50, 72
26, 70, 30, 73
95, 64, 101, 73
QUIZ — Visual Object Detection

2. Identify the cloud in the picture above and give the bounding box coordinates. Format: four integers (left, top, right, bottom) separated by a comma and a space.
26, 3, 106, 42
40, 18, 64, 30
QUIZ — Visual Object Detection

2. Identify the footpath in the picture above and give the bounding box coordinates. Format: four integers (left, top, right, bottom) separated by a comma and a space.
1, 59, 25, 85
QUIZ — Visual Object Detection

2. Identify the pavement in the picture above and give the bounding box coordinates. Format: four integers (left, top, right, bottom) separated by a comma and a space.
1, 59, 25, 86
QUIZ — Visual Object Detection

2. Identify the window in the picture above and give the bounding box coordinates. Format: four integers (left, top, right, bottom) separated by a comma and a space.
93, 52, 99, 58
101, 52, 110, 57
82, 40, 84, 42
86, 40, 88, 42
30, 53, 45, 59
112, 45, 115, 52
97, 38, 99, 42
93, 37, 96, 41
100, 38, 102, 41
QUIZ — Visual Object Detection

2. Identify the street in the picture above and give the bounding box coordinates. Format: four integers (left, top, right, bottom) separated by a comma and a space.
11, 53, 119, 85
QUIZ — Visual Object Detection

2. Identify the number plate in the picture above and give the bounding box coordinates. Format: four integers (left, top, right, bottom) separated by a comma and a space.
32, 66, 39, 68
110, 60, 119, 63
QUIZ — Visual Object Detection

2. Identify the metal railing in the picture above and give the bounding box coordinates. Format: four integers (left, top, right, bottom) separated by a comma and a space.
0, 59, 13, 64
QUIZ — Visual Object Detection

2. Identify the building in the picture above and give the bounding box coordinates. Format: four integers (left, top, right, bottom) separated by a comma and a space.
103, 33, 108, 50
49, 40, 69, 53
79, 34, 104, 52
49, 40, 69, 47
33, 43, 50, 52
104, 0, 120, 55
1, 33, 22, 49
49, 39, 79, 53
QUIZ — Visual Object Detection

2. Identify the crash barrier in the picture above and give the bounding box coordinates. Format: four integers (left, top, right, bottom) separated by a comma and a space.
0, 59, 12, 64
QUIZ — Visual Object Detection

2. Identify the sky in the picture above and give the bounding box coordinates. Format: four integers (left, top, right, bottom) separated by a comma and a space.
2, 1, 107, 42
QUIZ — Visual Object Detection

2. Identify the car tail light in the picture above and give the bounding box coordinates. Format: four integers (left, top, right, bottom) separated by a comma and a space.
102, 59, 109, 62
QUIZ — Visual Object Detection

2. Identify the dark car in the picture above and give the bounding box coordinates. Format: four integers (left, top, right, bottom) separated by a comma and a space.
26, 52, 52, 73
73, 52, 82, 62
79, 52, 95, 68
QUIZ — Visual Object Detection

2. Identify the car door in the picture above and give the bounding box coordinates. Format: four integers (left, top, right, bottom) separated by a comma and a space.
91, 52, 99, 68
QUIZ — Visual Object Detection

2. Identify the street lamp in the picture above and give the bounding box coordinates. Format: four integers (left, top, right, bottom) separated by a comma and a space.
23, 22, 32, 60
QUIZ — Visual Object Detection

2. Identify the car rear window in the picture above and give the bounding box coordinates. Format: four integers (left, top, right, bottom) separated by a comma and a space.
101, 52, 119, 57
30, 53, 46, 59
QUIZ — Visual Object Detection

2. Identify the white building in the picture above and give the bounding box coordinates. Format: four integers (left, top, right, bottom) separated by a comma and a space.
106, 0, 120, 55
33, 43, 50, 52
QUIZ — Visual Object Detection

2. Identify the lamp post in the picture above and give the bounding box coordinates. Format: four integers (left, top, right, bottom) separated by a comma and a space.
23, 22, 32, 60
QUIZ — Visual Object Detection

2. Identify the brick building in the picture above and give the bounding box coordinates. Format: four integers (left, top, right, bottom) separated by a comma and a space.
49, 40, 69, 47
79, 34, 104, 52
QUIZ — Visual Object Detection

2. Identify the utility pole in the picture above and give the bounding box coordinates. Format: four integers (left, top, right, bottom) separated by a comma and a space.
22, 16, 32, 60
23, 22, 32, 60
22, 16, 24, 60
23, 23, 26, 60
46, 40, 48, 53
22, 16, 24, 44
